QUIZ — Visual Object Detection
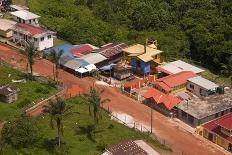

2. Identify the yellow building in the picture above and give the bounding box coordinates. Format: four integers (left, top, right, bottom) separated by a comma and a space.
197, 113, 232, 153
0, 19, 17, 38
123, 43, 163, 74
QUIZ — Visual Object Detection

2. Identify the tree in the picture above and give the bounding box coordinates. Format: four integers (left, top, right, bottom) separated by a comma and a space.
48, 49, 64, 82
84, 86, 110, 125
0, 114, 39, 149
43, 96, 73, 147
25, 43, 37, 80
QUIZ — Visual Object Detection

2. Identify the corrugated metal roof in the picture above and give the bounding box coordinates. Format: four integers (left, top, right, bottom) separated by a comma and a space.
160, 60, 204, 74
188, 76, 218, 90
0, 19, 16, 31
63, 59, 81, 70
10, 10, 40, 20
81, 53, 107, 65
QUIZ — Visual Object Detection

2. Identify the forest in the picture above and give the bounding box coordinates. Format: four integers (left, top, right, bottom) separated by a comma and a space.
29, 0, 232, 76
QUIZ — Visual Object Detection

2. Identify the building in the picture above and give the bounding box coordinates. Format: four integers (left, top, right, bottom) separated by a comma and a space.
143, 88, 182, 115
81, 52, 107, 67
9, 4, 29, 11
187, 76, 219, 97
156, 60, 204, 78
69, 44, 95, 58
102, 139, 160, 155
153, 71, 196, 94
176, 89, 232, 127
12, 23, 54, 51
0, 85, 18, 103
0, 19, 16, 38
10, 10, 40, 26
112, 62, 131, 80
123, 44, 163, 75
93, 42, 128, 63
197, 113, 232, 152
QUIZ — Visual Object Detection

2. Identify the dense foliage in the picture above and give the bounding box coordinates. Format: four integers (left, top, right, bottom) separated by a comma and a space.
29, 0, 232, 75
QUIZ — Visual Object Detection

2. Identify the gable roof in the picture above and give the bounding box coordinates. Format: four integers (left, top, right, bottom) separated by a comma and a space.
123, 44, 163, 62
10, 10, 40, 20
70, 45, 93, 57
158, 60, 204, 74
188, 76, 218, 90
13, 23, 53, 37
154, 71, 196, 92
143, 88, 182, 110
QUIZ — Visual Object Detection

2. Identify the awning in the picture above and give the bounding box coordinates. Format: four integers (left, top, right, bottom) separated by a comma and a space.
75, 67, 88, 74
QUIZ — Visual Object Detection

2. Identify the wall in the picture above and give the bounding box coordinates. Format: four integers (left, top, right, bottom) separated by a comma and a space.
13, 16, 39, 27
0, 29, 13, 38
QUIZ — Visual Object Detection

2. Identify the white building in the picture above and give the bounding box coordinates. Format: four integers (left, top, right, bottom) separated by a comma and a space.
0, 19, 16, 38
12, 23, 54, 51
10, 10, 40, 26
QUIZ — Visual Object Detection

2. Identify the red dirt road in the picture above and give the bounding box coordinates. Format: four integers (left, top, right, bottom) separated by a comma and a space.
0, 44, 228, 155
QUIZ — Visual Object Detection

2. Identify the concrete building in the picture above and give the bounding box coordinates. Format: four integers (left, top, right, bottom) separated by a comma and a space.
0, 85, 18, 103
10, 10, 40, 26
176, 89, 232, 127
0, 19, 16, 38
12, 23, 54, 51
197, 113, 232, 153
187, 76, 219, 97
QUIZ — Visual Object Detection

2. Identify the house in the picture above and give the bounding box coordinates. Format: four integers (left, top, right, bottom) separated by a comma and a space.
197, 113, 232, 152
0, 19, 16, 38
12, 23, 54, 51
123, 44, 163, 75
93, 42, 128, 63
9, 4, 29, 11
176, 89, 232, 127
10, 10, 40, 26
102, 139, 160, 155
153, 71, 196, 94
0, 85, 18, 103
112, 62, 131, 80
156, 60, 204, 78
143, 88, 182, 116
187, 76, 219, 97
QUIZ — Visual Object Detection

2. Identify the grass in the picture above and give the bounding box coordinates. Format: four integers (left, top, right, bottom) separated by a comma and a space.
2, 97, 171, 155
53, 37, 68, 46
0, 62, 60, 121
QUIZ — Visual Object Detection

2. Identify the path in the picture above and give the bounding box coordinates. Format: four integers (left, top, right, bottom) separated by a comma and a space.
0, 43, 228, 155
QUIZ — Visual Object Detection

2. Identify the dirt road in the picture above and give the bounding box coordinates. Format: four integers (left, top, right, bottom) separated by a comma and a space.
0, 43, 228, 155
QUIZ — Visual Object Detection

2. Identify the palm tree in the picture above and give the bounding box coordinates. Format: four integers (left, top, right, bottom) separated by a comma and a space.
84, 86, 110, 125
25, 43, 37, 80
43, 96, 73, 147
48, 49, 64, 82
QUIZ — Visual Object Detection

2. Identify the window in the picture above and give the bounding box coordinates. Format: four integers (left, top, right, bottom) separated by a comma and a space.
190, 84, 194, 89
34, 38, 38, 42
47, 35, 51, 39
33, 19, 36, 22
29, 19, 31, 24
23, 20, 25, 23
13, 31, 17, 35
40, 37, 44, 41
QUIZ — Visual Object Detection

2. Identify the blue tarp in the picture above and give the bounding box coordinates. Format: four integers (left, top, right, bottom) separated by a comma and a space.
131, 58, 137, 71
141, 61, 150, 73
100, 64, 116, 71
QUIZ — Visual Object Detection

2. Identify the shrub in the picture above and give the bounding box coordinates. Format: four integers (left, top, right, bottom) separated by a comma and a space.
17, 98, 31, 108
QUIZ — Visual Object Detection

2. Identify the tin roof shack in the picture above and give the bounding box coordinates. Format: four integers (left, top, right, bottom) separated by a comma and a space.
143, 88, 182, 116
187, 76, 219, 97
112, 62, 132, 80
0, 85, 18, 103
156, 60, 204, 78
0, 19, 16, 38
176, 89, 232, 127
200, 113, 232, 152
102, 139, 160, 155
153, 71, 196, 94
81, 53, 107, 67
123, 44, 163, 75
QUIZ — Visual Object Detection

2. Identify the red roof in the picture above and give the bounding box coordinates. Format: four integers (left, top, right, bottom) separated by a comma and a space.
70, 45, 93, 57
154, 71, 196, 92
203, 113, 232, 143
143, 88, 182, 110
15, 23, 48, 36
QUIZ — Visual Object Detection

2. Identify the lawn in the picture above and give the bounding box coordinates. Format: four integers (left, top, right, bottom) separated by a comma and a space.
2, 97, 171, 155
0, 62, 60, 121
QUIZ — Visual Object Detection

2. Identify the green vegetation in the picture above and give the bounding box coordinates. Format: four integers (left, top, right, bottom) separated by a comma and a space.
1, 97, 171, 154
28, 0, 232, 78
0, 63, 59, 121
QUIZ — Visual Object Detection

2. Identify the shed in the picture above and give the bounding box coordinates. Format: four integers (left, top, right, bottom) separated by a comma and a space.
0, 19, 16, 38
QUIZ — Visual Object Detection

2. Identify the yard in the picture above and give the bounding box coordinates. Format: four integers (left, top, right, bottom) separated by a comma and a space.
2, 97, 171, 155
0, 62, 60, 121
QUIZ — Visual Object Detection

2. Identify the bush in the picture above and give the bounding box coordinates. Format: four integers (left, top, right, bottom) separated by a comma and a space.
35, 87, 50, 94
17, 98, 31, 108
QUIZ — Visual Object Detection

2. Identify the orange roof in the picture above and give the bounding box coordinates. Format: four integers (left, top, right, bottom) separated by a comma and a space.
143, 88, 182, 110
154, 71, 196, 92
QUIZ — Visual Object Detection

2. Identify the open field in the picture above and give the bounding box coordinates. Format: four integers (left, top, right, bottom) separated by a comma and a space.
0, 62, 59, 121
2, 97, 171, 155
